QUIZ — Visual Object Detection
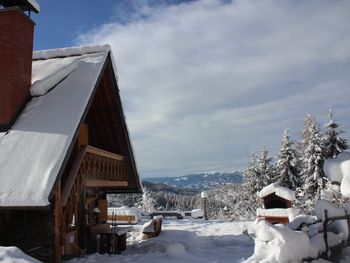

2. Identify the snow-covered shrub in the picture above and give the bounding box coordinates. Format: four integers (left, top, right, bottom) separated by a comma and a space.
287, 214, 316, 231
245, 219, 344, 263
315, 199, 349, 241
191, 209, 204, 219
245, 220, 312, 263
324, 151, 350, 200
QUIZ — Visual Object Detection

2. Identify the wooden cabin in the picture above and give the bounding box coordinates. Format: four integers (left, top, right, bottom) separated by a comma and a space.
257, 183, 297, 225
0, 2, 142, 262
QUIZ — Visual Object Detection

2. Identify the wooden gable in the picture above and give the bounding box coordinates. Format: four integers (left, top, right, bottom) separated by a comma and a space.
58, 53, 141, 195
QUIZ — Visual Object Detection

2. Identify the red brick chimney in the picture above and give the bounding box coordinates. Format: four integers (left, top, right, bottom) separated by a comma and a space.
0, 6, 35, 131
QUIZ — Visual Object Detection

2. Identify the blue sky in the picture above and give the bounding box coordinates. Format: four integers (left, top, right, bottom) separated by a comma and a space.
32, 0, 350, 178
33, 0, 194, 50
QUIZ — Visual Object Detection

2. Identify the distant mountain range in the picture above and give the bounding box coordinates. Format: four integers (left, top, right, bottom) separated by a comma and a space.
141, 181, 200, 195
143, 172, 243, 191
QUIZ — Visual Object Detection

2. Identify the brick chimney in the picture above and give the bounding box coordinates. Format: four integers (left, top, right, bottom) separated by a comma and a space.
0, 6, 35, 131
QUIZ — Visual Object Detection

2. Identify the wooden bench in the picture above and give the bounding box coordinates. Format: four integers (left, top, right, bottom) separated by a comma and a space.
142, 216, 163, 238
107, 215, 137, 224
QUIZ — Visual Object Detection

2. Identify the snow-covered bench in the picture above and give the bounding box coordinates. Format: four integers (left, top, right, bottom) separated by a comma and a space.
150, 211, 184, 219
108, 206, 141, 224
107, 215, 136, 224
143, 216, 163, 238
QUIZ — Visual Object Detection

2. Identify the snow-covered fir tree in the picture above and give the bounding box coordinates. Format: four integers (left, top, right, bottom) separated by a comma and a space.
243, 153, 262, 197
275, 129, 300, 190
239, 153, 264, 219
257, 146, 276, 186
323, 109, 348, 159
300, 115, 326, 212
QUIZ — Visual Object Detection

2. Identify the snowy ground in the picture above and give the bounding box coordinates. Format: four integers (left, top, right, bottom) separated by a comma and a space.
67, 219, 254, 263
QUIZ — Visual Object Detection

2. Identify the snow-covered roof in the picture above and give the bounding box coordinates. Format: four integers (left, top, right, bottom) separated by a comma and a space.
323, 151, 350, 197
0, 45, 112, 207
259, 183, 295, 201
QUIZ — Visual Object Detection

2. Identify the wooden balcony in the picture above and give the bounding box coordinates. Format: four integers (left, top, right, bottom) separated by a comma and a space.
61, 145, 128, 234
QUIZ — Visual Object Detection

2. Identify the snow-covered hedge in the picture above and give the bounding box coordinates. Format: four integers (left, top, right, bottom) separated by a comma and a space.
324, 152, 350, 198
191, 209, 204, 218
244, 220, 343, 263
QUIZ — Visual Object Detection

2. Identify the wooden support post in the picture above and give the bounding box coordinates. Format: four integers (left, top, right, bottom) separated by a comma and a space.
78, 188, 87, 254
346, 210, 350, 246
323, 209, 329, 260
54, 182, 62, 263
201, 191, 208, 221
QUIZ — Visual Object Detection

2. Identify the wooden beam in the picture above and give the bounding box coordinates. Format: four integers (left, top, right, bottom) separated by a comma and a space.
61, 148, 86, 207
85, 179, 128, 188
54, 182, 62, 263
77, 124, 89, 148
86, 145, 124, 161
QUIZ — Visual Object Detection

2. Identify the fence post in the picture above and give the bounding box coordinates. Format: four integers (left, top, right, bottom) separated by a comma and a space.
323, 209, 329, 259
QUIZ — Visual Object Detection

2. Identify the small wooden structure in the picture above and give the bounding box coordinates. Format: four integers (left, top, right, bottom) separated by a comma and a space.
257, 183, 297, 225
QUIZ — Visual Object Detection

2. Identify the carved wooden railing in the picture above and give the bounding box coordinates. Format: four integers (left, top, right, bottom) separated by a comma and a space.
83, 146, 128, 185
61, 145, 128, 234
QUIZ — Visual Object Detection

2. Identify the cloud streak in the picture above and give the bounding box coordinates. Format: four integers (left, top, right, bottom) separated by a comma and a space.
77, 0, 350, 177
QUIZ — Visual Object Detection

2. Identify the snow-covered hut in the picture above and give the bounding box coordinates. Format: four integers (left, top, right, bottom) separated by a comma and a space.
0, 2, 142, 262
324, 151, 350, 198
257, 183, 298, 224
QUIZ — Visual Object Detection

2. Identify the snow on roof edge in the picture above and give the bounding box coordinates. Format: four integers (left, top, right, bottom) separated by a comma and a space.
33, 45, 111, 60
259, 183, 295, 201
28, 0, 40, 13
31, 61, 77, 96
256, 207, 299, 218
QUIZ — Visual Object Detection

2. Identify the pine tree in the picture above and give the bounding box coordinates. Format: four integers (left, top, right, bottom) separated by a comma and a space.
300, 115, 325, 212
243, 153, 261, 197
275, 129, 300, 190
299, 115, 317, 185
241, 153, 264, 218
257, 146, 276, 186
323, 109, 348, 159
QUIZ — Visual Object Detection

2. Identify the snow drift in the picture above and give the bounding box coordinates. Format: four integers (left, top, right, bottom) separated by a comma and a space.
0, 246, 41, 263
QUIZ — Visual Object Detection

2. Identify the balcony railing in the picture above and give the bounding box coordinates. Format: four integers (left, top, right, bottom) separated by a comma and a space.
83, 146, 128, 187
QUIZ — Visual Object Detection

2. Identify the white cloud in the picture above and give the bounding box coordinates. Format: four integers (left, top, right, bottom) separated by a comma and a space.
77, 0, 350, 178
